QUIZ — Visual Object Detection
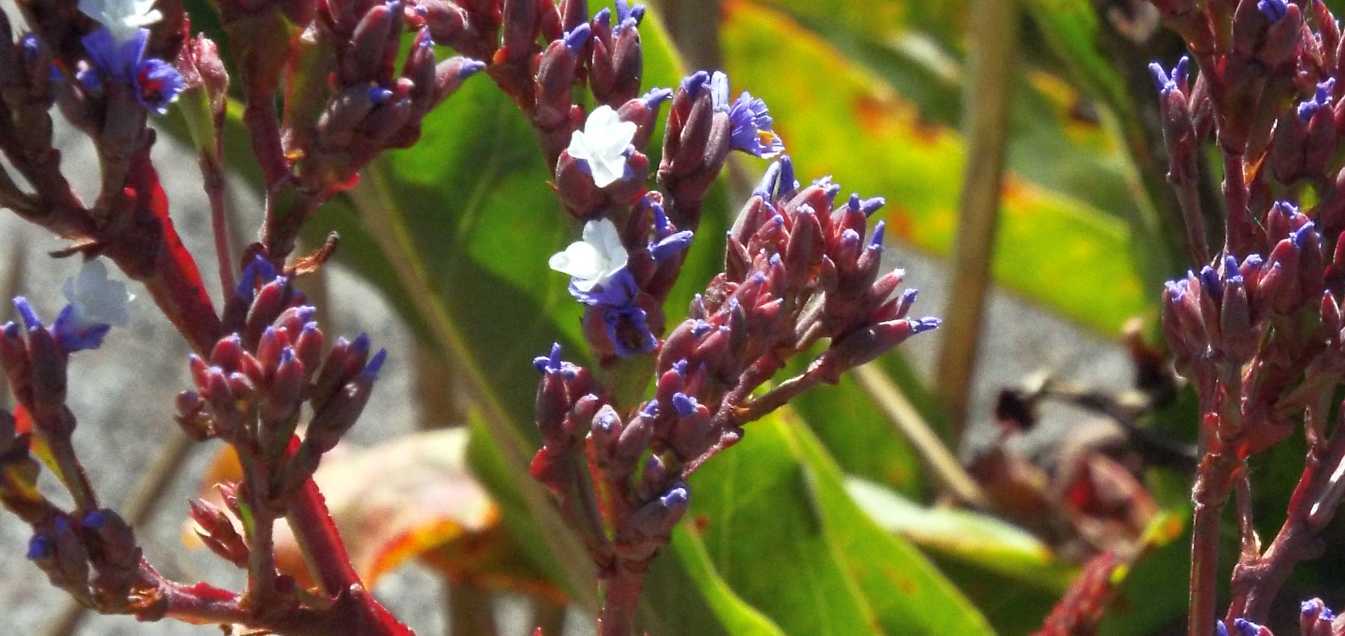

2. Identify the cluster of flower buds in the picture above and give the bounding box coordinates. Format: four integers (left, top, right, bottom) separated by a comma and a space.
24, 508, 144, 613
1297, 598, 1345, 636
530, 157, 936, 622
658, 70, 783, 223
215, 0, 489, 260
1212, 598, 1345, 635
0, 271, 403, 629
1148, 1, 1345, 633
0, 10, 88, 220
176, 257, 387, 503
293, 0, 486, 187
412, 0, 649, 164
1, 261, 134, 438
0, 286, 179, 617
6, 0, 190, 209
1149, 0, 1345, 460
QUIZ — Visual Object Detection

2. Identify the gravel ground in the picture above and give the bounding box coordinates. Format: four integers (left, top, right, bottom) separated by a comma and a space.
0, 7, 1136, 632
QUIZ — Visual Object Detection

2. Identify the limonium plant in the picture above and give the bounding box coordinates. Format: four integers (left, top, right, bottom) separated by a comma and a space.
0, 0, 938, 633
1149, 0, 1345, 633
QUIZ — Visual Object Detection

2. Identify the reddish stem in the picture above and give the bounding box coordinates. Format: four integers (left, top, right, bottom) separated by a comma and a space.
286, 477, 362, 597
1188, 449, 1238, 636
598, 565, 646, 636
201, 150, 236, 302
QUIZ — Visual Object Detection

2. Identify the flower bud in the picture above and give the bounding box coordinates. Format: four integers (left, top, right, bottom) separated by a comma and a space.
614, 405, 656, 473
305, 374, 375, 454
500, 0, 540, 64
319, 84, 379, 148
606, 26, 642, 106
343, 2, 397, 84
615, 483, 688, 561
1221, 275, 1256, 360
189, 498, 249, 567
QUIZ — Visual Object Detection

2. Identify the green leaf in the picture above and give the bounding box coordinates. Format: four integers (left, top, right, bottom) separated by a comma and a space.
687, 408, 993, 634
845, 477, 1074, 591
724, 1, 1154, 336
843, 475, 1073, 633
756, 0, 1137, 220
1019, 0, 1185, 297
785, 352, 940, 500
641, 527, 787, 636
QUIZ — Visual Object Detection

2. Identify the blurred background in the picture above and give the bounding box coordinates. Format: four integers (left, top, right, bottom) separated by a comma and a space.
4, 0, 1338, 634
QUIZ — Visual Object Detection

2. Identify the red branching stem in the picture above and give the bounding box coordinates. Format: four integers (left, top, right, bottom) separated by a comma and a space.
680, 355, 786, 477
201, 150, 236, 301
1221, 150, 1255, 258
598, 565, 646, 636
1224, 411, 1345, 622
736, 357, 832, 423
240, 452, 279, 605
1172, 175, 1210, 265
103, 149, 222, 354
261, 190, 325, 265
1188, 447, 1239, 636
1032, 551, 1121, 636
285, 476, 362, 597
284, 478, 411, 635
244, 93, 290, 189
149, 565, 362, 635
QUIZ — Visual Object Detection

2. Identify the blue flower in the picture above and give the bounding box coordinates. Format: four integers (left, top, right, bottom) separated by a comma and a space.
650, 230, 693, 263
755, 156, 798, 201
1257, 0, 1287, 22
603, 304, 656, 356
12, 296, 111, 353
564, 23, 591, 55
614, 0, 645, 31
79, 26, 184, 114
26, 534, 52, 560
62, 259, 133, 327
708, 71, 783, 158
1147, 56, 1189, 97
1298, 78, 1335, 122
235, 254, 279, 303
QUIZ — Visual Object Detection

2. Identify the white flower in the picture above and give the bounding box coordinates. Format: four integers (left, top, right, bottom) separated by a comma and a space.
548, 218, 628, 292
566, 106, 637, 188
63, 259, 134, 327
78, 0, 163, 43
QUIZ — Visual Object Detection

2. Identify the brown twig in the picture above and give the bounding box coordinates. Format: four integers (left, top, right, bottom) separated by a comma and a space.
934, 0, 1019, 442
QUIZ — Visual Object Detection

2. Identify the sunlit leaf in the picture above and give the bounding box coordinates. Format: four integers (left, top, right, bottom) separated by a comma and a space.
846, 476, 1074, 591
725, 0, 1152, 336
784, 351, 939, 500
686, 407, 993, 634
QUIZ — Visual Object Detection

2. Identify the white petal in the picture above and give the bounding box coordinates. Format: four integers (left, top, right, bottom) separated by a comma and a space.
80, 0, 161, 42
64, 259, 132, 326
566, 129, 593, 162
585, 105, 622, 131
589, 219, 628, 274
710, 71, 729, 111
549, 241, 605, 283
597, 122, 638, 155
590, 156, 625, 188
582, 219, 625, 263
585, 107, 636, 152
